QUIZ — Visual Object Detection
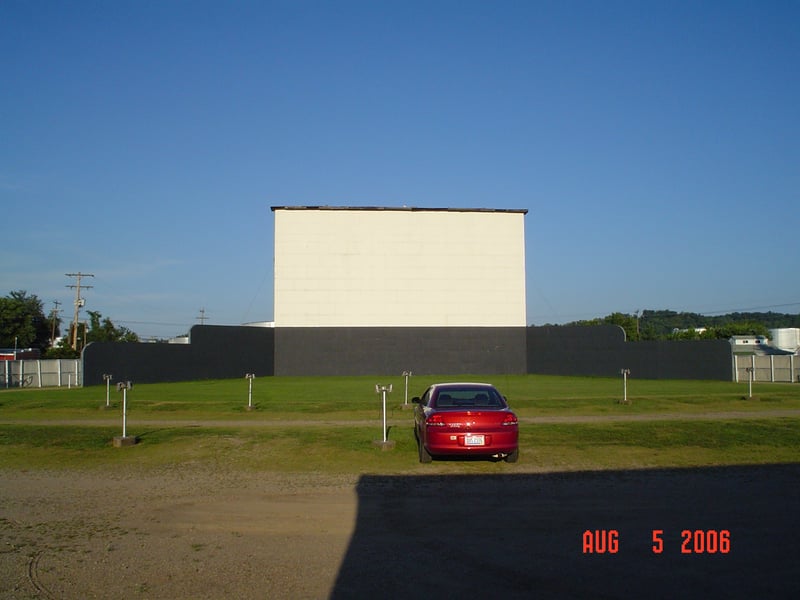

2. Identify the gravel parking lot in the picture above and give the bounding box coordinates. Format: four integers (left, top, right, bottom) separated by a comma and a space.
2, 460, 799, 599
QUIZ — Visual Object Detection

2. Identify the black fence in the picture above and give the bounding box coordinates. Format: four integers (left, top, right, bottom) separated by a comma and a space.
83, 325, 274, 386
527, 325, 732, 380
83, 324, 734, 385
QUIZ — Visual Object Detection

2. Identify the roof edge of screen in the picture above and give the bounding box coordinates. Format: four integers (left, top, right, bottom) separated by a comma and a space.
270, 205, 528, 215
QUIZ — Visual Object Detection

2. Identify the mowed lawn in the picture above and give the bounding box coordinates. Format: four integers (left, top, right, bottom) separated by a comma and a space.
1, 374, 799, 473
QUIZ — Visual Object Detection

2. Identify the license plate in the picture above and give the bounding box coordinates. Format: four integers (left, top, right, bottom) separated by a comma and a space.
465, 434, 485, 446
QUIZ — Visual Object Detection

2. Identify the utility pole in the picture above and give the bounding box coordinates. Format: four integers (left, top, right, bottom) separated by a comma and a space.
197, 307, 208, 325
66, 272, 94, 350
50, 300, 62, 346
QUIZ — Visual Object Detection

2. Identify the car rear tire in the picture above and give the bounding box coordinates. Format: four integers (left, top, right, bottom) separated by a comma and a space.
419, 444, 432, 463
504, 448, 519, 463
416, 430, 432, 463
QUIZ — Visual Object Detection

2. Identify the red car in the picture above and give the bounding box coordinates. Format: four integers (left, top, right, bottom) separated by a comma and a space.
412, 382, 519, 463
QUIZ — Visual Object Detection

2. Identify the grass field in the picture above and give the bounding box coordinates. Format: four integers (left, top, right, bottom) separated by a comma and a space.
1, 374, 799, 473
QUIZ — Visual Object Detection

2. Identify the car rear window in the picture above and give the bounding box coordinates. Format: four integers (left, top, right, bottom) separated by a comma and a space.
434, 388, 504, 408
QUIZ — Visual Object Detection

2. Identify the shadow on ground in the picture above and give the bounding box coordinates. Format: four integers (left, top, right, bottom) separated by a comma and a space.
331, 464, 800, 599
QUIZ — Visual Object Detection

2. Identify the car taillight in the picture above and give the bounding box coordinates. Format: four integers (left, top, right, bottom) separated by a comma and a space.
426, 414, 446, 427
501, 413, 518, 426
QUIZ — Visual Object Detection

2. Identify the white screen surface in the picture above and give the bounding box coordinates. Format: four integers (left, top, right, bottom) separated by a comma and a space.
273, 207, 527, 327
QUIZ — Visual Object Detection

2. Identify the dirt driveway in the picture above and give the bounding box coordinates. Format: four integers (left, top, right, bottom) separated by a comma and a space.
2, 460, 799, 599
1, 466, 361, 599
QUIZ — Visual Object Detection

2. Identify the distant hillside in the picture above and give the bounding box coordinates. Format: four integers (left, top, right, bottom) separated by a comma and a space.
640, 310, 800, 338
548, 309, 800, 341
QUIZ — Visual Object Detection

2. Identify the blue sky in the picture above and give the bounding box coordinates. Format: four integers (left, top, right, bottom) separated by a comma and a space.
2, 0, 798, 339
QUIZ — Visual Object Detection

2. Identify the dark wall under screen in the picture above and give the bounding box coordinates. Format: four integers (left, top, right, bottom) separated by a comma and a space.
273, 326, 527, 376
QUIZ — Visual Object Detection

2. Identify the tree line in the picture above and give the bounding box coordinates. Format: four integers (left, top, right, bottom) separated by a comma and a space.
4, 289, 796, 354
0, 290, 139, 358
554, 309, 799, 342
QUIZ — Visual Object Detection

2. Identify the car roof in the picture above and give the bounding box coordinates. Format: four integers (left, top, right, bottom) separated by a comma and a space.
431, 382, 495, 390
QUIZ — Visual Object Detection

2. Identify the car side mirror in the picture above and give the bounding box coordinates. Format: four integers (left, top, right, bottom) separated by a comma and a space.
411, 397, 421, 404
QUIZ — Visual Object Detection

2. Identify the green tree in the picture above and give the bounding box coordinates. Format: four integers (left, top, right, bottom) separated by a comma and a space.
668, 328, 703, 341
700, 321, 769, 340
574, 312, 641, 341
0, 290, 53, 351
567, 309, 794, 341
603, 312, 641, 341
44, 338, 80, 359
44, 310, 139, 357
86, 311, 140, 343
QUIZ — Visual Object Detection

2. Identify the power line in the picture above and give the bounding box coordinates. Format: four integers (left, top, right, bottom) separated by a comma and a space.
528, 301, 800, 324
116, 320, 193, 327
696, 302, 800, 315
